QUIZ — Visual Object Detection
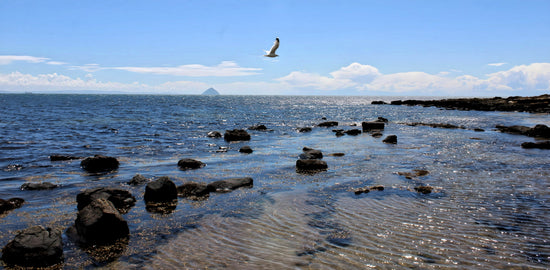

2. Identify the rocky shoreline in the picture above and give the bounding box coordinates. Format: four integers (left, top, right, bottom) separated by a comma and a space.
373, 94, 550, 113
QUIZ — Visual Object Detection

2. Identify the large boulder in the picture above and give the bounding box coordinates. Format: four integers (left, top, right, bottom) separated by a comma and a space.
0, 198, 24, 215
21, 182, 58, 190
177, 182, 211, 199
224, 129, 251, 142
2, 226, 63, 268
74, 199, 129, 245
144, 177, 178, 203
80, 155, 119, 172
296, 159, 328, 172
207, 177, 254, 193
177, 158, 205, 170
362, 121, 385, 131
77, 188, 136, 214
300, 147, 323, 160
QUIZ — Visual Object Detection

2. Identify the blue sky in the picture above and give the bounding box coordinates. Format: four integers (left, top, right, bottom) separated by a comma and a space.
1, 0, 549, 95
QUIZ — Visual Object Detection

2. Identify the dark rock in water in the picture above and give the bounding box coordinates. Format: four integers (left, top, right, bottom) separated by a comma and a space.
344, 129, 362, 136
177, 158, 206, 170
239, 146, 253, 154
248, 124, 268, 131
326, 229, 352, 247
362, 121, 385, 131
474, 128, 485, 132
207, 177, 254, 192
177, 182, 211, 199
298, 127, 312, 133
375, 117, 389, 123
370, 185, 385, 191
383, 135, 397, 144
77, 188, 136, 214
371, 132, 383, 138
128, 173, 149, 185
50, 154, 81, 161
414, 186, 433, 194
202, 87, 220, 95
81, 155, 119, 173
144, 177, 178, 203
0, 198, 24, 215
334, 129, 345, 137
296, 159, 328, 172
398, 169, 430, 179
521, 141, 550, 149
74, 199, 129, 245
371, 101, 387, 105
224, 129, 251, 142
21, 182, 58, 190
317, 121, 338, 127
407, 122, 464, 129
328, 153, 345, 157
354, 187, 370, 195
497, 124, 550, 139
207, 131, 222, 138
300, 148, 323, 160
2, 225, 63, 268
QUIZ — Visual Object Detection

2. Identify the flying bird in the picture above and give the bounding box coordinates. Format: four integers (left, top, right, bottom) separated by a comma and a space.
264, 37, 279, 57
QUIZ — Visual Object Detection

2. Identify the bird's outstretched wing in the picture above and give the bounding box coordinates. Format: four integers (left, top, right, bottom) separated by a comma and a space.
264, 38, 279, 57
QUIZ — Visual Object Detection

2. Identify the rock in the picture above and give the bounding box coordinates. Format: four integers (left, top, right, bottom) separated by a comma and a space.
354, 188, 370, 195
77, 188, 136, 214
407, 122, 464, 129
497, 124, 550, 139
21, 182, 58, 190
344, 129, 362, 136
296, 159, 328, 172
177, 182, 211, 199
375, 117, 389, 123
414, 186, 433, 194
317, 121, 338, 127
371, 132, 383, 138
50, 154, 81, 161
521, 141, 550, 149
362, 121, 385, 131
0, 198, 24, 215
128, 173, 149, 185
144, 176, 178, 203
202, 87, 220, 95
474, 128, 485, 132
207, 177, 254, 192
74, 199, 129, 245
398, 169, 430, 179
249, 124, 268, 131
370, 185, 385, 191
371, 101, 387, 105
239, 146, 253, 154
334, 129, 345, 137
383, 135, 397, 144
224, 129, 251, 142
80, 155, 119, 173
2, 225, 63, 268
328, 153, 345, 157
298, 127, 312, 133
300, 148, 323, 159
178, 158, 205, 170
207, 131, 222, 138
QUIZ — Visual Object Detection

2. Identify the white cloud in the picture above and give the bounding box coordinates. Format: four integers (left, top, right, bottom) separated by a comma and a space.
46, 61, 68, 65
488, 62, 507, 67
0, 55, 49, 65
112, 61, 261, 77
487, 63, 550, 91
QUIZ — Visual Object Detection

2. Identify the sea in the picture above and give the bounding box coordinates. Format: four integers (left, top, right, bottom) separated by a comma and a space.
0, 94, 549, 269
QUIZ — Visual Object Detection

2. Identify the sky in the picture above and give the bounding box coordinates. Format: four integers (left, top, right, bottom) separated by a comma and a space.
1, 0, 549, 96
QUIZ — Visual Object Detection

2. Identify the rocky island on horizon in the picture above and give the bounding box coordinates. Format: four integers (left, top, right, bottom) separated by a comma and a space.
201, 88, 220, 96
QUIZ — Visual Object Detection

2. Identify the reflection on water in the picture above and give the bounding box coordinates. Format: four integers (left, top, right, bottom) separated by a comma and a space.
0, 95, 549, 269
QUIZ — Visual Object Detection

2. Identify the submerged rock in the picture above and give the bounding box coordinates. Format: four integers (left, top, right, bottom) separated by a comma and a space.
81, 155, 119, 173
50, 154, 81, 161
127, 173, 149, 185
317, 121, 338, 127
207, 131, 222, 138
77, 187, 136, 214
2, 225, 63, 268
207, 177, 254, 193
239, 146, 253, 154
521, 141, 550, 149
21, 181, 58, 190
224, 129, 251, 142
0, 198, 24, 215
362, 121, 385, 131
414, 186, 433, 194
344, 129, 362, 136
300, 147, 323, 160
248, 124, 268, 131
177, 182, 211, 199
144, 177, 178, 203
383, 135, 397, 144
177, 158, 206, 170
296, 159, 328, 172
74, 199, 129, 245
298, 127, 312, 133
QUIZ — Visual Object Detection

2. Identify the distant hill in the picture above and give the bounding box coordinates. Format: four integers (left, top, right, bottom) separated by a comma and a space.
202, 88, 220, 95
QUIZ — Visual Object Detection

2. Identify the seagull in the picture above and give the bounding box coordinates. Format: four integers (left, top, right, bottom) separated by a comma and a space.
264, 37, 279, 57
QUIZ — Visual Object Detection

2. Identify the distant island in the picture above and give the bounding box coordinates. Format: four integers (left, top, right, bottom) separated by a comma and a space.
202, 88, 220, 95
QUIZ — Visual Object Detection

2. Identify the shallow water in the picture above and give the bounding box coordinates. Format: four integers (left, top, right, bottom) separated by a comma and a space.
0, 94, 549, 269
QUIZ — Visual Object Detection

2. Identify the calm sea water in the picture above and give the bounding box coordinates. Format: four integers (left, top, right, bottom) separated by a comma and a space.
0, 94, 549, 269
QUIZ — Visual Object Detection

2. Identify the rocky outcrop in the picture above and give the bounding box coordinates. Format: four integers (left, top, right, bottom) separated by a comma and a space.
407, 122, 465, 129
224, 129, 251, 142
521, 141, 550, 149
144, 177, 178, 203
0, 198, 24, 215
388, 95, 550, 113
77, 188, 136, 214
2, 225, 63, 268
207, 177, 254, 192
239, 146, 253, 154
177, 158, 206, 170
383, 135, 397, 144
21, 182, 58, 190
496, 124, 550, 139
73, 199, 129, 245
80, 155, 119, 173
